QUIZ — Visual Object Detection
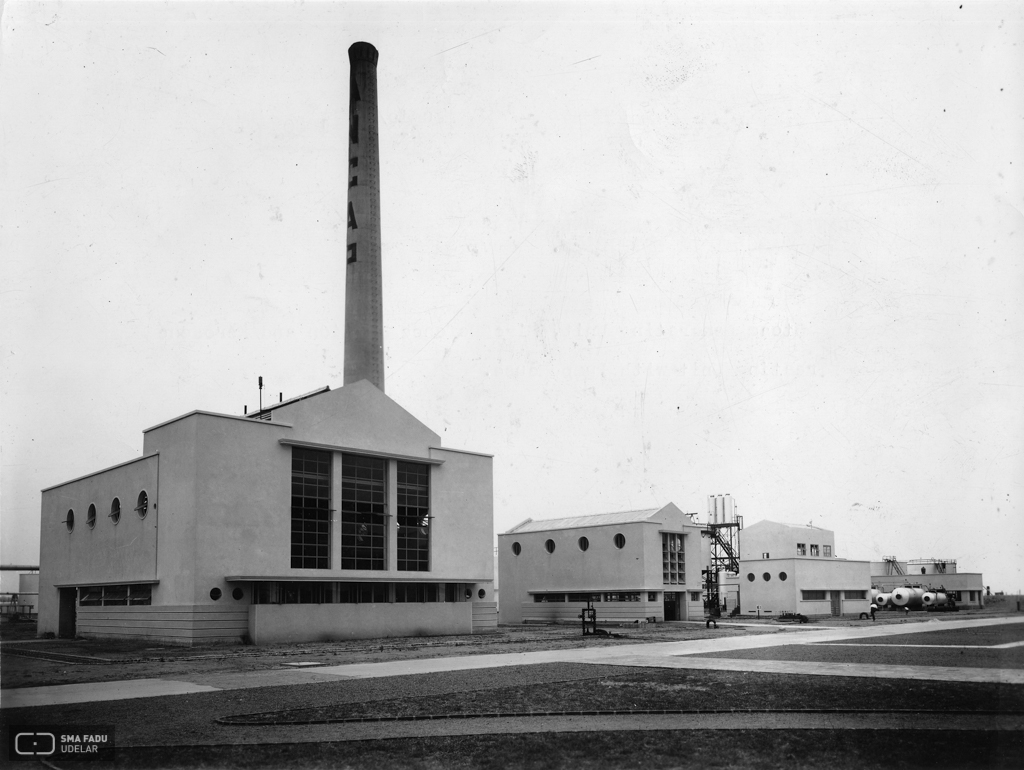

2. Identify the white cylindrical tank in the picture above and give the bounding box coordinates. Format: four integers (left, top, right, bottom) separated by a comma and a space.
922, 591, 947, 608
17, 573, 39, 613
714, 495, 722, 524
724, 494, 733, 523
890, 586, 925, 609
874, 592, 891, 608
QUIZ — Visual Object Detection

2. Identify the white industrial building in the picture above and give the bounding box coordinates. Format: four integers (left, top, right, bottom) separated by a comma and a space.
498, 504, 709, 624
35, 42, 497, 645
871, 558, 985, 610
726, 520, 871, 618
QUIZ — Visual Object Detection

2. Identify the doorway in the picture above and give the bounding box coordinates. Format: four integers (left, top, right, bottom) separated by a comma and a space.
663, 593, 678, 621
58, 587, 77, 638
830, 590, 841, 616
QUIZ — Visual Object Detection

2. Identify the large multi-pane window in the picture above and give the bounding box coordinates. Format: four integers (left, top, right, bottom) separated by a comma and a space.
341, 454, 387, 570
397, 461, 429, 571
395, 583, 439, 602
78, 584, 151, 606
662, 533, 685, 584
291, 448, 331, 569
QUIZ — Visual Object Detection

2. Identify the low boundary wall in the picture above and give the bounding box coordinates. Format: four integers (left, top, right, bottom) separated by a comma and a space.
248, 602, 473, 644
76, 605, 249, 645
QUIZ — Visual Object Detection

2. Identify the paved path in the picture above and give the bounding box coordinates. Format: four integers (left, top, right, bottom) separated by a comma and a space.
3, 616, 1022, 709
1, 678, 219, 709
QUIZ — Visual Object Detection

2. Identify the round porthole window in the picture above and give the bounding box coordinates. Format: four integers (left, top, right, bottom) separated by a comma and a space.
578, 536, 589, 552
110, 497, 121, 524
763, 572, 771, 581
478, 589, 486, 599
232, 588, 244, 601
614, 533, 626, 549
210, 587, 222, 601
779, 572, 788, 581
512, 542, 522, 556
465, 588, 473, 599
746, 573, 755, 582
65, 509, 75, 532
87, 504, 97, 529
545, 539, 556, 554
136, 490, 149, 519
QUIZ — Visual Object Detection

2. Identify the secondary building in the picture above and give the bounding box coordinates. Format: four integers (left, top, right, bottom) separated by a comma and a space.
37, 381, 496, 645
871, 558, 985, 609
730, 520, 870, 618
498, 504, 708, 624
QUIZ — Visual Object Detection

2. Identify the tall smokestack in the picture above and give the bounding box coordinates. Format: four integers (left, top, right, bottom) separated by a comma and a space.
344, 42, 385, 392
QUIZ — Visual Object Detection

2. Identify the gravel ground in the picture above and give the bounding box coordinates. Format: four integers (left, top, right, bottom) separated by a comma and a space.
1, 663, 642, 747
687, 643, 1024, 670
0, 622, 768, 689
7, 730, 1024, 770
3, 664, 1022, 750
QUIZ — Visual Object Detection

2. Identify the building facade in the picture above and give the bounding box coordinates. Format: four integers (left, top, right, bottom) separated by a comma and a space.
37, 381, 496, 645
498, 504, 708, 624
731, 520, 870, 617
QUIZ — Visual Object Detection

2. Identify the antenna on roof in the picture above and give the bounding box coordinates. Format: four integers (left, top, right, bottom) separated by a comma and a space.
258, 376, 263, 414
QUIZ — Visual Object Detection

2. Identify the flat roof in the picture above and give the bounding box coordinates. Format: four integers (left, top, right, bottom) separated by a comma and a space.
42, 453, 160, 493
504, 507, 665, 534
144, 409, 293, 433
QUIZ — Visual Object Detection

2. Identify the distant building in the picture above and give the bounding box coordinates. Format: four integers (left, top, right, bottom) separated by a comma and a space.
498, 504, 708, 624
37, 382, 496, 644
871, 558, 984, 609
729, 520, 870, 618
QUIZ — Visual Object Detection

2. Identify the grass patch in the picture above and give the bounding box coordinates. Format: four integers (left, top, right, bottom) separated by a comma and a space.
220, 669, 1024, 724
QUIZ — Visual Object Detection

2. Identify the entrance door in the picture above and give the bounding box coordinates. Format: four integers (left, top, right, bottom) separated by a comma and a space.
58, 588, 77, 638
830, 591, 841, 617
663, 593, 678, 621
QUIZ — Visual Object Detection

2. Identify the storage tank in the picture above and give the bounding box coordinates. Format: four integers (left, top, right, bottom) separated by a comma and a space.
890, 586, 925, 609
922, 591, 947, 608
873, 591, 891, 608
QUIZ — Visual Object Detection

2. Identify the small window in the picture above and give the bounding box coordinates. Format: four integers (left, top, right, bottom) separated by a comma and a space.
921, 567, 927, 575
578, 536, 589, 552
796, 543, 806, 556
779, 572, 788, 581
746, 573, 755, 582
810, 544, 819, 556
511, 542, 521, 556
761, 552, 770, 559
648, 592, 658, 601
844, 590, 867, 600
136, 490, 149, 519
110, 497, 121, 524
87, 504, 97, 529
763, 572, 771, 582
690, 591, 701, 602
545, 539, 556, 554
478, 588, 486, 599
210, 587, 222, 601
823, 545, 832, 557
802, 590, 827, 601
232, 588, 245, 601
613, 533, 626, 549
65, 509, 75, 532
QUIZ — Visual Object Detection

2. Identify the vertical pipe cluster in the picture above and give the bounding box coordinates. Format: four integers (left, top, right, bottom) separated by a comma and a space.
344, 42, 385, 392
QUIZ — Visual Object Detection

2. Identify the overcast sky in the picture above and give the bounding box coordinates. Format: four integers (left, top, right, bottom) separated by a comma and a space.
2, 1, 1022, 593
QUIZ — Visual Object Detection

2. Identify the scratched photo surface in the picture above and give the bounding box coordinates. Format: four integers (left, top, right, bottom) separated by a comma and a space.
2, 2, 1021, 593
